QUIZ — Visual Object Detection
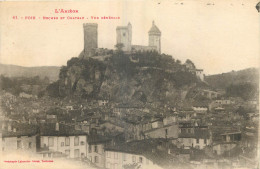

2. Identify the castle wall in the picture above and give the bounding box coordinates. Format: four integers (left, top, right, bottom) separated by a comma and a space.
131, 45, 157, 52
83, 23, 98, 57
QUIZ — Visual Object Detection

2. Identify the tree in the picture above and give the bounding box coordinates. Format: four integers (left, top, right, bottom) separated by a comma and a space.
115, 43, 124, 51
46, 81, 61, 98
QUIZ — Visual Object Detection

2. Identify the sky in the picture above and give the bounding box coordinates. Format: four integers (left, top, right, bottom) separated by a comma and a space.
0, 0, 259, 75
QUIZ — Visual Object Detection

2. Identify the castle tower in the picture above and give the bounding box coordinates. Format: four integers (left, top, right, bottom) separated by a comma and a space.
148, 21, 161, 53
116, 22, 132, 51
83, 23, 98, 57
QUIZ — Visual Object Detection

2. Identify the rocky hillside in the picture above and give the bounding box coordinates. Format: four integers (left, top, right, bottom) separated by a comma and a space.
50, 51, 200, 105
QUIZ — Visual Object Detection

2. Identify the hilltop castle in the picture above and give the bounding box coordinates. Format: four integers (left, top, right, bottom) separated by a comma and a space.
116, 21, 161, 53
82, 21, 162, 58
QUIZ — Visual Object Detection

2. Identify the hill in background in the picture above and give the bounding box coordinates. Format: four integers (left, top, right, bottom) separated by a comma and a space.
205, 68, 259, 89
0, 63, 60, 82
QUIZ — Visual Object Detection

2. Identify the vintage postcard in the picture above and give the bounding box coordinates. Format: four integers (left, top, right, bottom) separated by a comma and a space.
0, 0, 259, 169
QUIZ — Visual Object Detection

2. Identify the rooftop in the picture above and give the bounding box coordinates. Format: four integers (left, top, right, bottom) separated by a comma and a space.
148, 21, 161, 35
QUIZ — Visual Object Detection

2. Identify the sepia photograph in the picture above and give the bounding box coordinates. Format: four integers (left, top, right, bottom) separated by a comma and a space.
0, 0, 259, 169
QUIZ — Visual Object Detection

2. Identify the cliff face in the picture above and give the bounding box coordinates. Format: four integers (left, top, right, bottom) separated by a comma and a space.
56, 51, 198, 105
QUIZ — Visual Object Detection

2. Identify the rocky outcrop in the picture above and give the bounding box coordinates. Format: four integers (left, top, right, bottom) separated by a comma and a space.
55, 52, 199, 105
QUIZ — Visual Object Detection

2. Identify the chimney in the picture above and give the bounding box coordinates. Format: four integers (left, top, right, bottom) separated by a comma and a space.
55, 122, 59, 131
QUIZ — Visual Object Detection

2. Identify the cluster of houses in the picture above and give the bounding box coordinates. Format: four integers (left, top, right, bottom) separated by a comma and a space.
0, 87, 259, 169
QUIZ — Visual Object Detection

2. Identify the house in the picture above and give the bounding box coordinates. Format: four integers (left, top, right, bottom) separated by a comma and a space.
87, 133, 111, 168
177, 111, 194, 122
144, 124, 178, 140
113, 104, 144, 117
192, 106, 208, 112
221, 131, 241, 142
212, 142, 238, 156
215, 99, 234, 105
98, 99, 109, 106
105, 148, 161, 169
1, 123, 38, 155
125, 116, 178, 141
104, 139, 171, 169
39, 123, 88, 159
99, 121, 124, 133
178, 125, 211, 150
200, 90, 220, 99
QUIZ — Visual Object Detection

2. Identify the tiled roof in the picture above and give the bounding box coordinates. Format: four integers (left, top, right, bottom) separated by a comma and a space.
105, 139, 174, 167
39, 123, 87, 136
87, 134, 111, 144
148, 21, 161, 35
179, 128, 210, 139
2, 123, 38, 137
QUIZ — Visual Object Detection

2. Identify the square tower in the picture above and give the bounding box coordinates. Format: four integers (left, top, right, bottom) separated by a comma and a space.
83, 23, 98, 57
116, 23, 132, 51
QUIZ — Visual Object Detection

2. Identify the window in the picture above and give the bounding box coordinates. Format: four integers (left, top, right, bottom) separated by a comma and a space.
28, 142, 32, 149
65, 150, 70, 157
74, 137, 79, 146
204, 138, 207, 144
139, 157, 143, 163
94, 145, 98, 153
188, 129, 191, 133
65, 137, 70, 146
106, 151, 110, 158
17, 140, 22, 149
114, 152, 118, 159
114, 163, 118, 169
61, 142, 64, 147
80, 141, 85, 145
106, 162, 110, 169
132, 156, 136, 163
48, 137, 54, 147
89, 145, 92, 153
196, 138, 199, 144
123, 33, 126, 36
165, 129, 168, 135
123, 153, 127, 161
94, 156, 99, 163
48, 153, 51, 157
74, 149, 80, 158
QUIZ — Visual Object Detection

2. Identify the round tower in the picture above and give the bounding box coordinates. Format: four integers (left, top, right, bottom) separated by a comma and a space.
148, 21, 161, 53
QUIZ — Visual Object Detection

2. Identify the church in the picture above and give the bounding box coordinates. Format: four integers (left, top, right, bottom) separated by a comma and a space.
116, 21, 161, 53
